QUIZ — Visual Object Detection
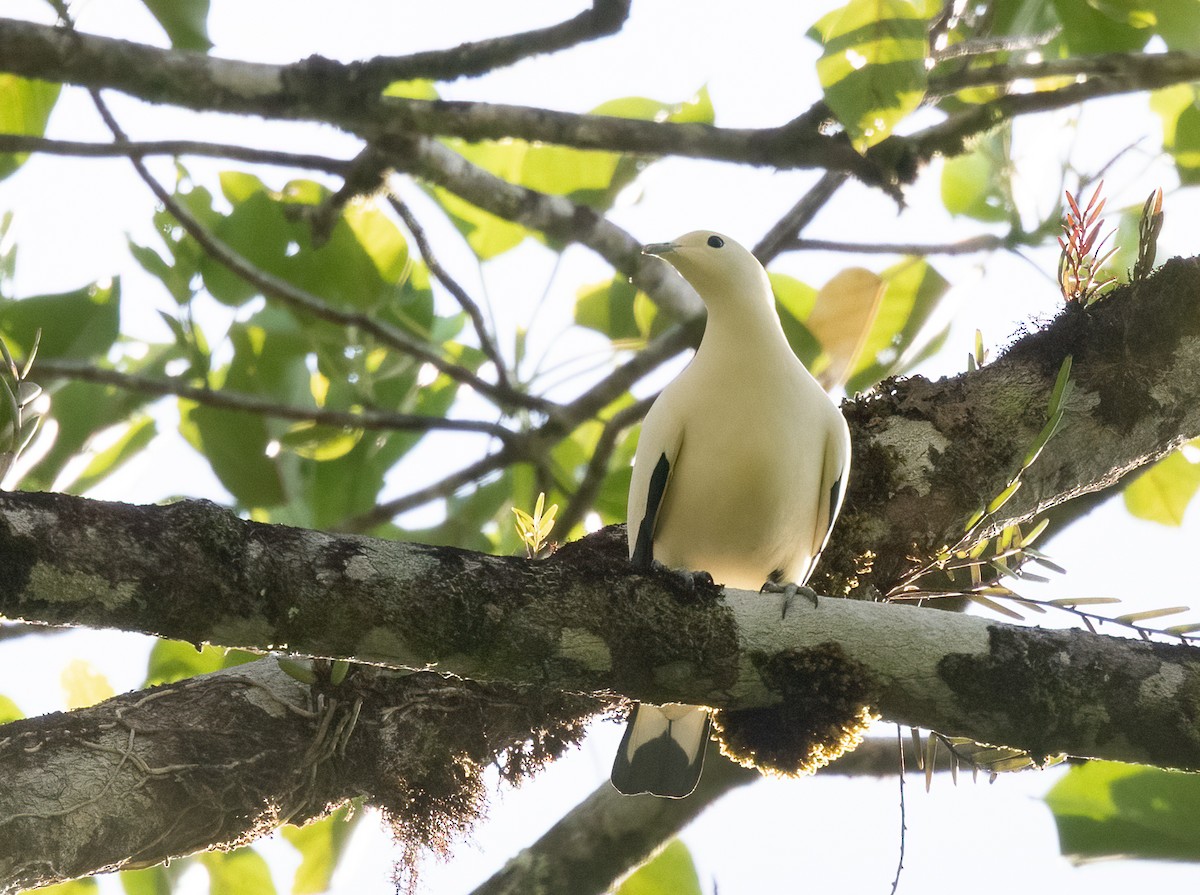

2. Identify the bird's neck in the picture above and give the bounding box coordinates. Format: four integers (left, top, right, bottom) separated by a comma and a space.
696, 293, 796, 371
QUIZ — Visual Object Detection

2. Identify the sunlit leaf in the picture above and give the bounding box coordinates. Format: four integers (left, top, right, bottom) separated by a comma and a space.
805, 267, 886, 390
118, 865, 172, 895
941, 130, 1012, 222
201, 847, 277, 895
616, 839, 703, 895
845, 257, 950, 391
1115, 606, 1191, 624
1123, 442, 1200, 526
575, 276, 642, 341
1052, 0, 1153, 54
769, 272, 822, 368
808, 0, 929, 150
283, 805, 360, 895
66, 416, 157, 496
0, 76, 61, 182
0, 280, 120, 361
61, 659, 115, 709
179, 400, 286, 507
278, 421, 363, 462
0, 693, 23, 723
144, 640, 254, 687
140, 0, 213, 50
1047, 761, 1200, 862
1150, 84, 1200, 185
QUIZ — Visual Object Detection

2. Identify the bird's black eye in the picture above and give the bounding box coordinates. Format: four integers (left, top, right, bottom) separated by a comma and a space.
707, 235, 724, 248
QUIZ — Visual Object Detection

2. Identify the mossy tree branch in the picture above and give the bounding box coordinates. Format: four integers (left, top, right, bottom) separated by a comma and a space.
0, 659, 601, 893
4, 258, 1200, 888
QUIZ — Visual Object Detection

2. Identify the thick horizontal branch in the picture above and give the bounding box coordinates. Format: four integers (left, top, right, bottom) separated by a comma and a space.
3, 494, 1199, 772
0, 658, 600, 893
0, 18, 877, 181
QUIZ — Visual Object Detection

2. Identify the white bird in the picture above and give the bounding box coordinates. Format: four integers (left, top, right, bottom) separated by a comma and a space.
610, 231, 852, 798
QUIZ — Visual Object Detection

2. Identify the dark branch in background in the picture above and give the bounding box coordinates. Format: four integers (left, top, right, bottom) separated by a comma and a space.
785, 234, 1009, 255
380, 134, 704, 319
927, 51, 1200, 94
338, 0, 632, 86
31, 359, 515, 441
338, 445, 515, 531
0, 133, 353, 172
6, 20, 1200, 194
754, 171, 849, 264
475, 736, 969, 895
554, 395, 656, 537
386, 193, 510, 386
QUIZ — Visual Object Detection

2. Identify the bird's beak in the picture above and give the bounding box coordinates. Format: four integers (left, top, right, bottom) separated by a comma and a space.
642, 242, 678, 257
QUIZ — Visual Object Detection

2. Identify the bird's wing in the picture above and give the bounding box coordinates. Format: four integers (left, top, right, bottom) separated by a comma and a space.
805, 415, 852, 581
627, 404, 684, 568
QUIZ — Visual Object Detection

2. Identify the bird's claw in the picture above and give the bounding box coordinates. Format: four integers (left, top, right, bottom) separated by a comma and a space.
651, 560, 713, 593
760, 580, 819, 618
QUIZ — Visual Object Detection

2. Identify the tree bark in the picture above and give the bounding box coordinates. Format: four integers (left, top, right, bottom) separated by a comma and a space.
0, 659, 600, 893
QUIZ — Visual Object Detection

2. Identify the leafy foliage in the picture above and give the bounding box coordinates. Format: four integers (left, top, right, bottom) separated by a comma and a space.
1047, 762, 1200, 862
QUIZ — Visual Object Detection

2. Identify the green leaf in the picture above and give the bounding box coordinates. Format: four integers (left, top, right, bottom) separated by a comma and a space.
144, 640, 253, 686
66, 416, 157, 495
0, 280, 121, 361
616, 839, 703, 895
37, 880, 99, 895
140, 0, 213, 51
199, 174, 410, 309
941, 130, 1013, 222
1052, 0, 1152, 53
1046, 761, 1200, 861
845, 257, 950, 392
179, 400, 286, 507
809, 0, 929, 151
201, 847, 277, 895
0, 76, 61, 182
0, 693, 23, 723
575, 276, 642, 341
119, 865, 172, 895
1123, 442, 1200, 526
769, 272, 823, 369
1151, 84, 1200, 185
282, 805, 359, 894
278, 421, 363, 461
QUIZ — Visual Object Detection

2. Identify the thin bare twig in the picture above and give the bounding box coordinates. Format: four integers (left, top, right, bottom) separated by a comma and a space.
754, 171, 849, 264
0, 134, 354, 172
554, 394, 656, 537
32, 359, 515, 441
785, 233, 1008, 256
386, 193, 510, 388
337, 445, 515, 532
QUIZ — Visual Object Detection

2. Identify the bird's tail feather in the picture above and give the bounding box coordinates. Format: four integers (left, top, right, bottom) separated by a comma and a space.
610, 703, 712, 798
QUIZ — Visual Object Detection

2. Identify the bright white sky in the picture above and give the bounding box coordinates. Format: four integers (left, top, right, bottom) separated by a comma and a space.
2, 0, 1199, 892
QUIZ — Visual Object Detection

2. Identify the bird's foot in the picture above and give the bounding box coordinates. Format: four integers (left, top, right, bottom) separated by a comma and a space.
760, 580, 819, 618
651, 560, 714, 594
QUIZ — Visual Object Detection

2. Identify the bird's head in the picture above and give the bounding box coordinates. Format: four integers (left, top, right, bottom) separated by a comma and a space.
642, 231, 770, 305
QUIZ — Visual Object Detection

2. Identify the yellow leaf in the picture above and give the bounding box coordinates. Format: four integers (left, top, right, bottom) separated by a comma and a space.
805, 267, 886, 391
61, 659, 114, 709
